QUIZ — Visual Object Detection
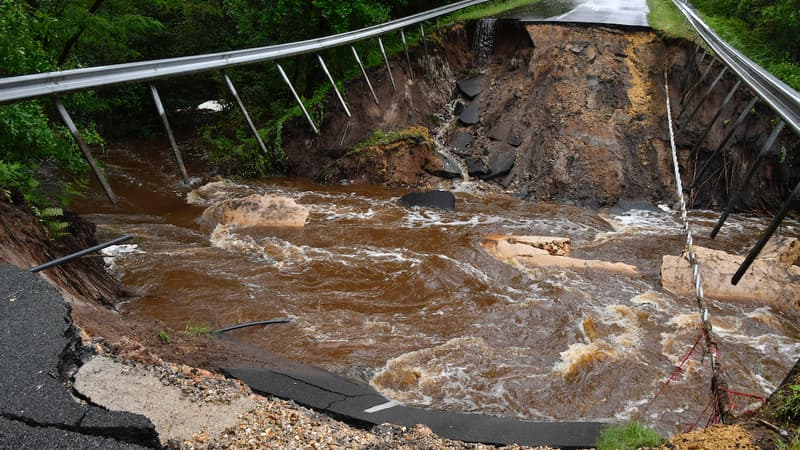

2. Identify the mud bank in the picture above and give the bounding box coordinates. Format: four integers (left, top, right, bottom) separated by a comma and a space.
285, 21, 799, 211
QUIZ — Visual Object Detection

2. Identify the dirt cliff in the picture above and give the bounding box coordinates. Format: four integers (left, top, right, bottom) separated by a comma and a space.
284, 21, 799, 212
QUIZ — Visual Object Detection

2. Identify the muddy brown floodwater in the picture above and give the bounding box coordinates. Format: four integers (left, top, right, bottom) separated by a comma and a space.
76, 141, 800, 435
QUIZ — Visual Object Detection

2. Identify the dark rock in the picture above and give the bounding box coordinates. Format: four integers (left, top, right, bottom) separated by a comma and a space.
484, 149, 517, 179
457, 77, 483, 99
453, 102, 465, 116
399, 190, 456, 210
458, 97, 481, 125
465, 156, 488, 176
508, 125, 524, 147
450, 131, 475, 156
424, 154, 462, 179
488, 121, 512, 142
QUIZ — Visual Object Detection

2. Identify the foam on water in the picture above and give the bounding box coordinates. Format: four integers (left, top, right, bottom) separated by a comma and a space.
554, 304, 646, 377
595, 208, 681, 243
209, 224, 309, 267
186, 179, 253, 206
101, 244, 143, 270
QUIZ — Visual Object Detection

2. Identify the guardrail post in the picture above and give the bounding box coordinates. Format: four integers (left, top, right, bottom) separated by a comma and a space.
733, 180, 800, 285
419, 24, 429, 62
681, 56, 716, 109
149, 85, 191, 184
710, 120, 785, 238
223, 72, 270, 158
680, 66, 728, 125
378, 37, 396, 92
317, 55, 351, 117
351, 46, 380, 106
689, 79, 742, 157
54, 99, 118, 205
401, 29, 414, 79
692, 96, 759, 188
276, 64, 319, 134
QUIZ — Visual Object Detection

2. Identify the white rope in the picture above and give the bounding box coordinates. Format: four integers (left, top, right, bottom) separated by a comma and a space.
664, 70, 720, 378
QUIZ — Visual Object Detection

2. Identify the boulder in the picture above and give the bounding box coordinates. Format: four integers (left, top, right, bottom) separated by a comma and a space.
202, 194, 309, 227
399, 190, 456, 210
761, 236, 800, 266
423, 154, 462, 179
465, 156, 488, 176
484, 147, 516, 179
507, 124, 524, 147
457, 77, 483, 99
449, 130, 475, 156
488, 121, 512, 142
481, 234, 638, 276
517, 255, 639, 276
458, 97, 481, 125
661, 245, 800, 306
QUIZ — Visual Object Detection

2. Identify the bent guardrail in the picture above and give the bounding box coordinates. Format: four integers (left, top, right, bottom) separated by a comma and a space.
0, 0, 487, 104
671, 0, 800, 284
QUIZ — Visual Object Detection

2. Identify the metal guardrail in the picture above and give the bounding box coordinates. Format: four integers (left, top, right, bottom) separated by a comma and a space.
671, 0, 800, 284
0, 0, 488, 105
672, 0, 800, 136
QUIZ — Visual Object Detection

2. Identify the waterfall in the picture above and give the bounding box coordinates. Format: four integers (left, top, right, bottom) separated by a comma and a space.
433, 101, 470, 181
473, 18, 497, 67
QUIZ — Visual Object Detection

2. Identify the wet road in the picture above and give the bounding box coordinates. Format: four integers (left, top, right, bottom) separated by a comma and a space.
505, 0, 649, 27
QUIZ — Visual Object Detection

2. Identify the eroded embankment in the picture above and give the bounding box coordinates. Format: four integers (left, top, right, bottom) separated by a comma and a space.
285, 21, 799, 211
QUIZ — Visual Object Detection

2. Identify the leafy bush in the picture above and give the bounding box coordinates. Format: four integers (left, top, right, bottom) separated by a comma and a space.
596, 422, 666, 450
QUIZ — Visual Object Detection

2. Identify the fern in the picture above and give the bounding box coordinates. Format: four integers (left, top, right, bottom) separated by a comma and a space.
31, 206, 71, 240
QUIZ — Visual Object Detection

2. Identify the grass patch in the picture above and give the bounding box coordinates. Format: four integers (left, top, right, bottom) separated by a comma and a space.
776, 433, 800, 450
348, 127, 430, 155
701, 15, 800, 91
446, 0, 542, 23
596, 422, 666, 450
647, 0, 695, 40
185, 324, 213, 338
157, 330, 170, 344
777, 385, 800, 422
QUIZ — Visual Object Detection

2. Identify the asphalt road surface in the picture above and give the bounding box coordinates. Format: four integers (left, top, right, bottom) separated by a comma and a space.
509, 0, 650, 27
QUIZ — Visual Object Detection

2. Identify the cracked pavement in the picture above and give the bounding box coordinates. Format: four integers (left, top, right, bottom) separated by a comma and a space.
0, 265, 159, 449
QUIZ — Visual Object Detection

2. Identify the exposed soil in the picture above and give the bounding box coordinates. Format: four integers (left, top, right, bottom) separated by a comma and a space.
669, 424, 759, 449
285, 21, 799, 212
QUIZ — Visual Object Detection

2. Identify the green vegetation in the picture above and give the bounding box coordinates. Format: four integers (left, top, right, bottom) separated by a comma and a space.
157, 330, 170, 344
185, 324, 213, 338
349, 127, 430, 155
596, 422, 666, 450
448, 0, 541, 22
776, 433, 800, 450
646, 0, 695, 40
26, 0, 800, 211
31, 206, 71, 240
647, 0, 799, 89
691, 0, 800, 90
778, 385, 800, 421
